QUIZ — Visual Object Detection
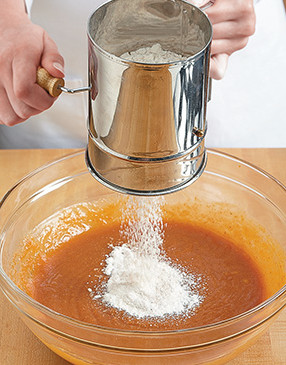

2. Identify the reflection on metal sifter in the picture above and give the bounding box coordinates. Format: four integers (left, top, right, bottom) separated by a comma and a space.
37, 0, 213, 196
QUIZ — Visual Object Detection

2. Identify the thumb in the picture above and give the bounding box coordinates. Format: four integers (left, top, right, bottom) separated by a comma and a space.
210, 53, 229, 80
41, 31, 65, 78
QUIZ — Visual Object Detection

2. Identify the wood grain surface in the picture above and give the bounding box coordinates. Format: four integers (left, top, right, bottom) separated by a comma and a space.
0, 148, 285, 365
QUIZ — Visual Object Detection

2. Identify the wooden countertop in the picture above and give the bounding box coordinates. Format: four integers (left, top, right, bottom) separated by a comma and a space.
0, 148, 285, 365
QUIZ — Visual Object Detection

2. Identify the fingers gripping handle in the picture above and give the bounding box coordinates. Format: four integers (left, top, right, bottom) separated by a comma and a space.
36, 67, 64, 97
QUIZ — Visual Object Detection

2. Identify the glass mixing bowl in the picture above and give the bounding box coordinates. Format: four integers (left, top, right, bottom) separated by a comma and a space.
0, 149, 285, 365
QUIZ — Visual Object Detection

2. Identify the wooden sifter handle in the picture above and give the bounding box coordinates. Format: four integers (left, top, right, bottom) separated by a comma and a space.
36, 67, 64, 97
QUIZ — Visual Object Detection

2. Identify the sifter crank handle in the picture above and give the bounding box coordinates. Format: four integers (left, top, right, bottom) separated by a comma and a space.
36, 67, 91, 97
36, 67, 64, 97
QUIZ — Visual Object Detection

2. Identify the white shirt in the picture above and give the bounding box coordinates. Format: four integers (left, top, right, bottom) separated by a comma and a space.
0, 0, 285, 148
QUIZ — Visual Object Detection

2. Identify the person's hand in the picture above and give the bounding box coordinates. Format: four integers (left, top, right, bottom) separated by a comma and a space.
193, 0, 256, 79
0, 12, 64, 126
206, 0, 256, 79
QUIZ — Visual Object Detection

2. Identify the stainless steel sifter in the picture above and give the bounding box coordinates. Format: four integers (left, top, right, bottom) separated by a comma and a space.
37, 0, 213, 196
86, 0, 212, 195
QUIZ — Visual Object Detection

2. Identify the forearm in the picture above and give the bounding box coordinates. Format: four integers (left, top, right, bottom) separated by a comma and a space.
0, 0, 26, 13
0, 0, 28, 27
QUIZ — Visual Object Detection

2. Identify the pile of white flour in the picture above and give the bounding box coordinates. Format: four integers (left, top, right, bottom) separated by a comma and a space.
120, 43, 185, 63
90, 197, 203, 319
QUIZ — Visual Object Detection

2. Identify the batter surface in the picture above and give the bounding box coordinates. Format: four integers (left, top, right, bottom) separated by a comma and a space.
16, 201, 266, 331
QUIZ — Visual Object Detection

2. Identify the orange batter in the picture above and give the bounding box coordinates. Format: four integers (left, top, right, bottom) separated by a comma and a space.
12, 199, 269, 331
